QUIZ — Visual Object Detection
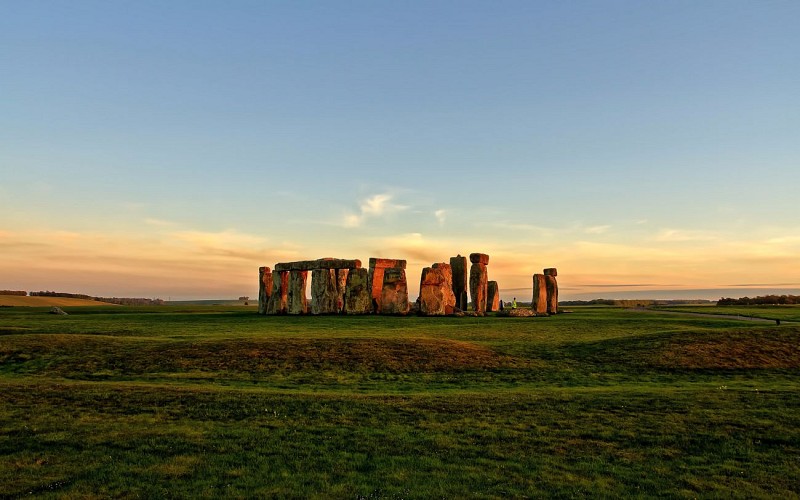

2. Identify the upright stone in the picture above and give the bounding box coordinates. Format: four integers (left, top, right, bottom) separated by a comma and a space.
311, 269, 339, 314
369, 258, 407, 306
419, 263, 456, 316
258, 266, 272, 315
344, 268, 371, 314
545, 274, 558, 315
287, 270, 308, 315
544, 268, 558, 277
266, 271, 288, 314
380, 267, 409, 314
532, 274, 548, 314
487, 281, 500, 312
336, 269, 349, 312
450, 255, 468, 311
469, 263, 488, 315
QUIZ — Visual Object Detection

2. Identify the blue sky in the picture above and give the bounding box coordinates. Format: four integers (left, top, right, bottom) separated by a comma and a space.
2, 1, 799, 299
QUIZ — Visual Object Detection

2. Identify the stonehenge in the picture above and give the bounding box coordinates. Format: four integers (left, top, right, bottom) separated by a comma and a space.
343, 268, 371, 314
380, 267, 410, 314
450, 255, 468, 311
469, 253, 489, 315
544, 268, 558, 315
418, 263, 456, 315
258, 266, 272, 315
532, 274, 548, 314
258, 254, 560, 317
487, 281, 500, 312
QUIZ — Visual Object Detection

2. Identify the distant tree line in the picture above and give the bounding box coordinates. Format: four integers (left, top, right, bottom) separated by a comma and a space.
30, 291, 93, 299
28, 291, 164, 306
0, 290, 28, 296
717, 295, 800, 306
96, 297, 166, 306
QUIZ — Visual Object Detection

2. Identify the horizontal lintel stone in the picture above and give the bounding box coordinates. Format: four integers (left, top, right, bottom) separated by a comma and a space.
274, 258, 362, 272
469, 253, 490, 265
369, 258, 407, 269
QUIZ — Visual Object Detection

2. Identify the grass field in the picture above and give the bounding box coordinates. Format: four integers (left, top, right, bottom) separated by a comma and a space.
1, 305, 799, 497
654, 303, 800, 322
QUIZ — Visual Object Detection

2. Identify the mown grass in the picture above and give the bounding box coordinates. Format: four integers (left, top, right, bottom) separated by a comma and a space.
1, 305, 799, 497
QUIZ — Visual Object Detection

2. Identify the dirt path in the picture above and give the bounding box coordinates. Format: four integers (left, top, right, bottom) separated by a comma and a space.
624, 307, 785, 324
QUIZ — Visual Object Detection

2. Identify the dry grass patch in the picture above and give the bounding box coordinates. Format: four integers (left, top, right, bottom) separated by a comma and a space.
165, 337, 518, 372
654, 328, 800, 369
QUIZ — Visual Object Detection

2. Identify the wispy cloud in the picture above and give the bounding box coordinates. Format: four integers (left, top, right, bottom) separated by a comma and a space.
434, 209, 447, 226
585, 225, 611, 235
342, 193, 409, 228
145, 218, 177, 227
653, 229, 718, 242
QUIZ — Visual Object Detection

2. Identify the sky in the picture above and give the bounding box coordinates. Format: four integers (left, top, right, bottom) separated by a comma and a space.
2, 0, 799, 301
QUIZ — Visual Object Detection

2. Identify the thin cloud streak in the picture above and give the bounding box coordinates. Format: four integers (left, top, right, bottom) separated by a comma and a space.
342, 193, 409, 228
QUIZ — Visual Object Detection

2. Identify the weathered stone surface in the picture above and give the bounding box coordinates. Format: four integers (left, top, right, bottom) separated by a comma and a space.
287, 270, 308, 315
49, 306, 68, 315
380, 267, 409, 314
266, 271, 288, 314
419, 264, 456, 316
487, 281, 499, 312
344, 268, 371, 314
545, 274, 558, 315
532, 274, 548, 314
369, 258, 407, 302
469, 253, 490, 265
450, 255, 469, 311
544, 268, 558, 277
469, 263, 488, 315
336, 269, 349, 310
274, 258, 361, 272
258, 266, 272, 315
369, 258, 407, 269
311, 269, 339, 314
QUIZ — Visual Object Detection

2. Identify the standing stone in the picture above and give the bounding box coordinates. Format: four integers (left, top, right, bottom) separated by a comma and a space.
532, 274, 548, 314
380, 267, 409, 314
336, 269, 349, 312
369, 258, 407, 307
419, 264, 456, 316
344, 268, 371, 314
311, 269, 339, 314
287, 270, 308, 315
544, 268, 558, 277
266, 271, 288, 314
487, 281, 500, 312
450, 255, 468, 311
469, 263, 488, 315
545, 274, 558, 315
258, 266, 272, 315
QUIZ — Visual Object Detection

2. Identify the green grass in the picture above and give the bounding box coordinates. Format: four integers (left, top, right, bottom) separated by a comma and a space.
1, 305, 799, 497
654, 303, 800, 322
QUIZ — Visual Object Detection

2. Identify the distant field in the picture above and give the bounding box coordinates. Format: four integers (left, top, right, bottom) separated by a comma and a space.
1, 305, 798, 496
0, 295, 117, 307
655, 303, 800, 322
